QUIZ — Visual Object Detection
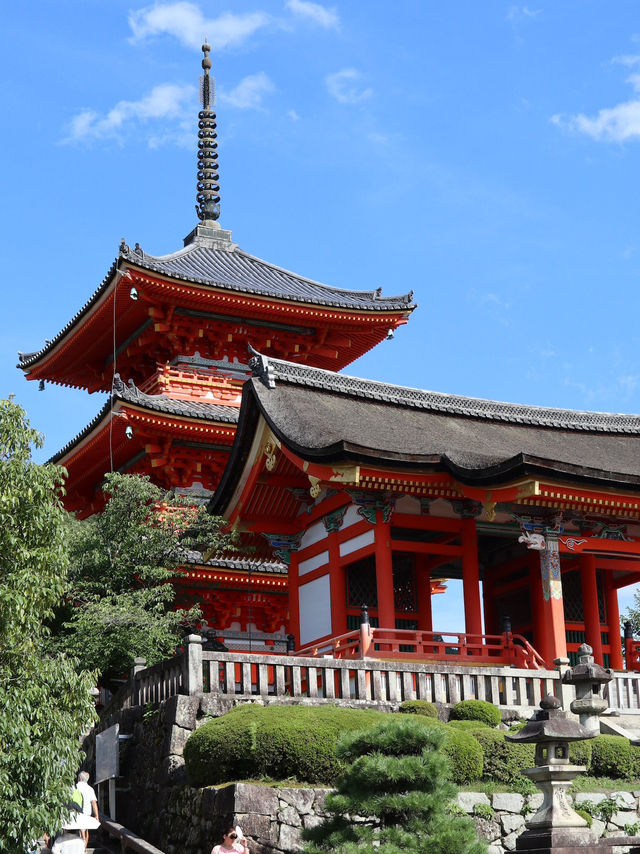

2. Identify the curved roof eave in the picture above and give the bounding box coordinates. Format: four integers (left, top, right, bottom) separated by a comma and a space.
48, 383, 240, 465
18, 241, 416, 373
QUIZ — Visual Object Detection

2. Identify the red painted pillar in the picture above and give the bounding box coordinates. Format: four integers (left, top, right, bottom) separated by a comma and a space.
461, 518, 483, 636
328, 531, 347, 637
606, 572, 623, 670
529, 552, 548, 662
580, 554, 603, 664
288, 552, 300, 647
416, 556, 433, 632
375, 514, 396, 629
537, 538, 568, 663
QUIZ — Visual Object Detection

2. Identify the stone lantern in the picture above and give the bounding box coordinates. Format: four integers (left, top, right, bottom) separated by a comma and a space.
506, 694, 597, 852
562, 642, 612, 735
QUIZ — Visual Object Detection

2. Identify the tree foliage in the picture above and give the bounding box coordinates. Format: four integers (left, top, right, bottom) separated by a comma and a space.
302, 716, 487, 854
0, 398, 96, 854
54, 472, 235, 688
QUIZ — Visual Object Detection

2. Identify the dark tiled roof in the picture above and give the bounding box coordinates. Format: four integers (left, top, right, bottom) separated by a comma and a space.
211, 355, 640, 511
131, 242, 415, 311
259, 359, 640, 433
18, 239, 414, 371
183, 550, 287, 575
48, 380, 239, 464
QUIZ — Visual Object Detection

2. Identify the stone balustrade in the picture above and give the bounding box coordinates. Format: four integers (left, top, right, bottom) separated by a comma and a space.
102, 637, 640, 719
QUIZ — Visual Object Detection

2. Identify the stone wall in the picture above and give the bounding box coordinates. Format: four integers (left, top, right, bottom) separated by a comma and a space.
456, 790, 640, 854
154, 783, 640, 854
162, 783, 330, 854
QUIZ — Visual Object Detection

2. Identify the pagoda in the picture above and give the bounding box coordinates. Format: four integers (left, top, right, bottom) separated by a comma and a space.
18, 45, 414, 643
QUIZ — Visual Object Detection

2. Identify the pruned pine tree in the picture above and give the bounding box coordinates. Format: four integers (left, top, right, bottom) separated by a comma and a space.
302, 716, 487, 854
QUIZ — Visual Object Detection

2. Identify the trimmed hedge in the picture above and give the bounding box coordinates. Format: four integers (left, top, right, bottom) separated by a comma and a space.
590, 735, 640, 779
569, 738, 592, 770
441, 726, 484, 784
448, 720, 492, 732
184, 704, 385, 786
399, 700, 438, 718
470, 728, 535, 783
450, 700, 501, 727
185, 704, 485, 787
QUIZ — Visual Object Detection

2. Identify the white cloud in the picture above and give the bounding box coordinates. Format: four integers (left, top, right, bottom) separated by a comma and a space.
219, 72, 275, 109
288, 109, 300, 121
129, 2, 270, 51
325, 69, 372, 104
553, 53, 640, 142
286, 0, 339, 30
553, 100, 640, 142
506, 5, 542, 22
63, 83, 195, 144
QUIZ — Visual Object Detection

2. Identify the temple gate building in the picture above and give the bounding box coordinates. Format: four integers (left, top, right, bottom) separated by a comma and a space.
210, 354, 640, 669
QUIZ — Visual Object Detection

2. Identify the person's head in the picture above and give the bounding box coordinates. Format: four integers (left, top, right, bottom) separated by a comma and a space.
222, 827, 238, 843
77, 771, 90, 784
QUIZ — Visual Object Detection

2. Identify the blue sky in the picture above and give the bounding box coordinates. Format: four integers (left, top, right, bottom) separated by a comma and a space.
4, 1, 640, 626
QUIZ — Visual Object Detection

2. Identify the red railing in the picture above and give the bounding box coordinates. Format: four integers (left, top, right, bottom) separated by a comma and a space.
296, 626, 547, 670
625, 635, 640, 672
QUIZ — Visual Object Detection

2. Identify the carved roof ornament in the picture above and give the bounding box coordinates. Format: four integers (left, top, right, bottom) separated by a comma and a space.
195, 42, 220, 223
248, 345, 275, 389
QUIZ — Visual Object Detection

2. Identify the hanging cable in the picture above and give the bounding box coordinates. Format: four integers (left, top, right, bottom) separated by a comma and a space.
109, 266, 132, 472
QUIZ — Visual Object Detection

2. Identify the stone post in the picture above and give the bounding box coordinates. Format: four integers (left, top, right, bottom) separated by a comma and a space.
563, 643, 612, 734
553, 656, 574, 711
131, 657, 146, 706
182, 634, 203, 696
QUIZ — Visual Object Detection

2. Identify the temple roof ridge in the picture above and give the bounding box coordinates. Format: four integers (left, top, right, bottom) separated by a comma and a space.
132, 239, 414, 306
252, 354, 640, 434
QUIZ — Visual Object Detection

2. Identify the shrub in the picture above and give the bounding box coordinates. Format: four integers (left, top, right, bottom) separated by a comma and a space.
450, 700, 501, 727
440, 727, 483, 784
472, 803, 495, 820
448, 720, 492, 732
399, 699, 438, 718
471, 728, 535, 783
590, 735, 636, 779
184, 703, 385, 786
569, 739, 592, 770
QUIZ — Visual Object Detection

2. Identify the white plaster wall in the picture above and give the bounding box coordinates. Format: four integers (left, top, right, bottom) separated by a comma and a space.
339, 528, 375, 557
299, 575, 332, 645
341, 504, 362, 528
300, 520, 326, 551
298, 550, 329, 576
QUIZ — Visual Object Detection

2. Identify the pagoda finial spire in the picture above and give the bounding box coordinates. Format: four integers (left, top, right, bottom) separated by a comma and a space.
195, 42, 220, 222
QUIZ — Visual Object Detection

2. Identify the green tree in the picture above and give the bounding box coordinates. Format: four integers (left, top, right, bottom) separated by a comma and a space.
0, 398, 96, 854
55, 472, 234, 688
302, 716, 486, 854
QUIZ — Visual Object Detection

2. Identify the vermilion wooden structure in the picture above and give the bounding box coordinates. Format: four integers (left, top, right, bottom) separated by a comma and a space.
211, 354, 640, 670
17, 48, 414, 642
